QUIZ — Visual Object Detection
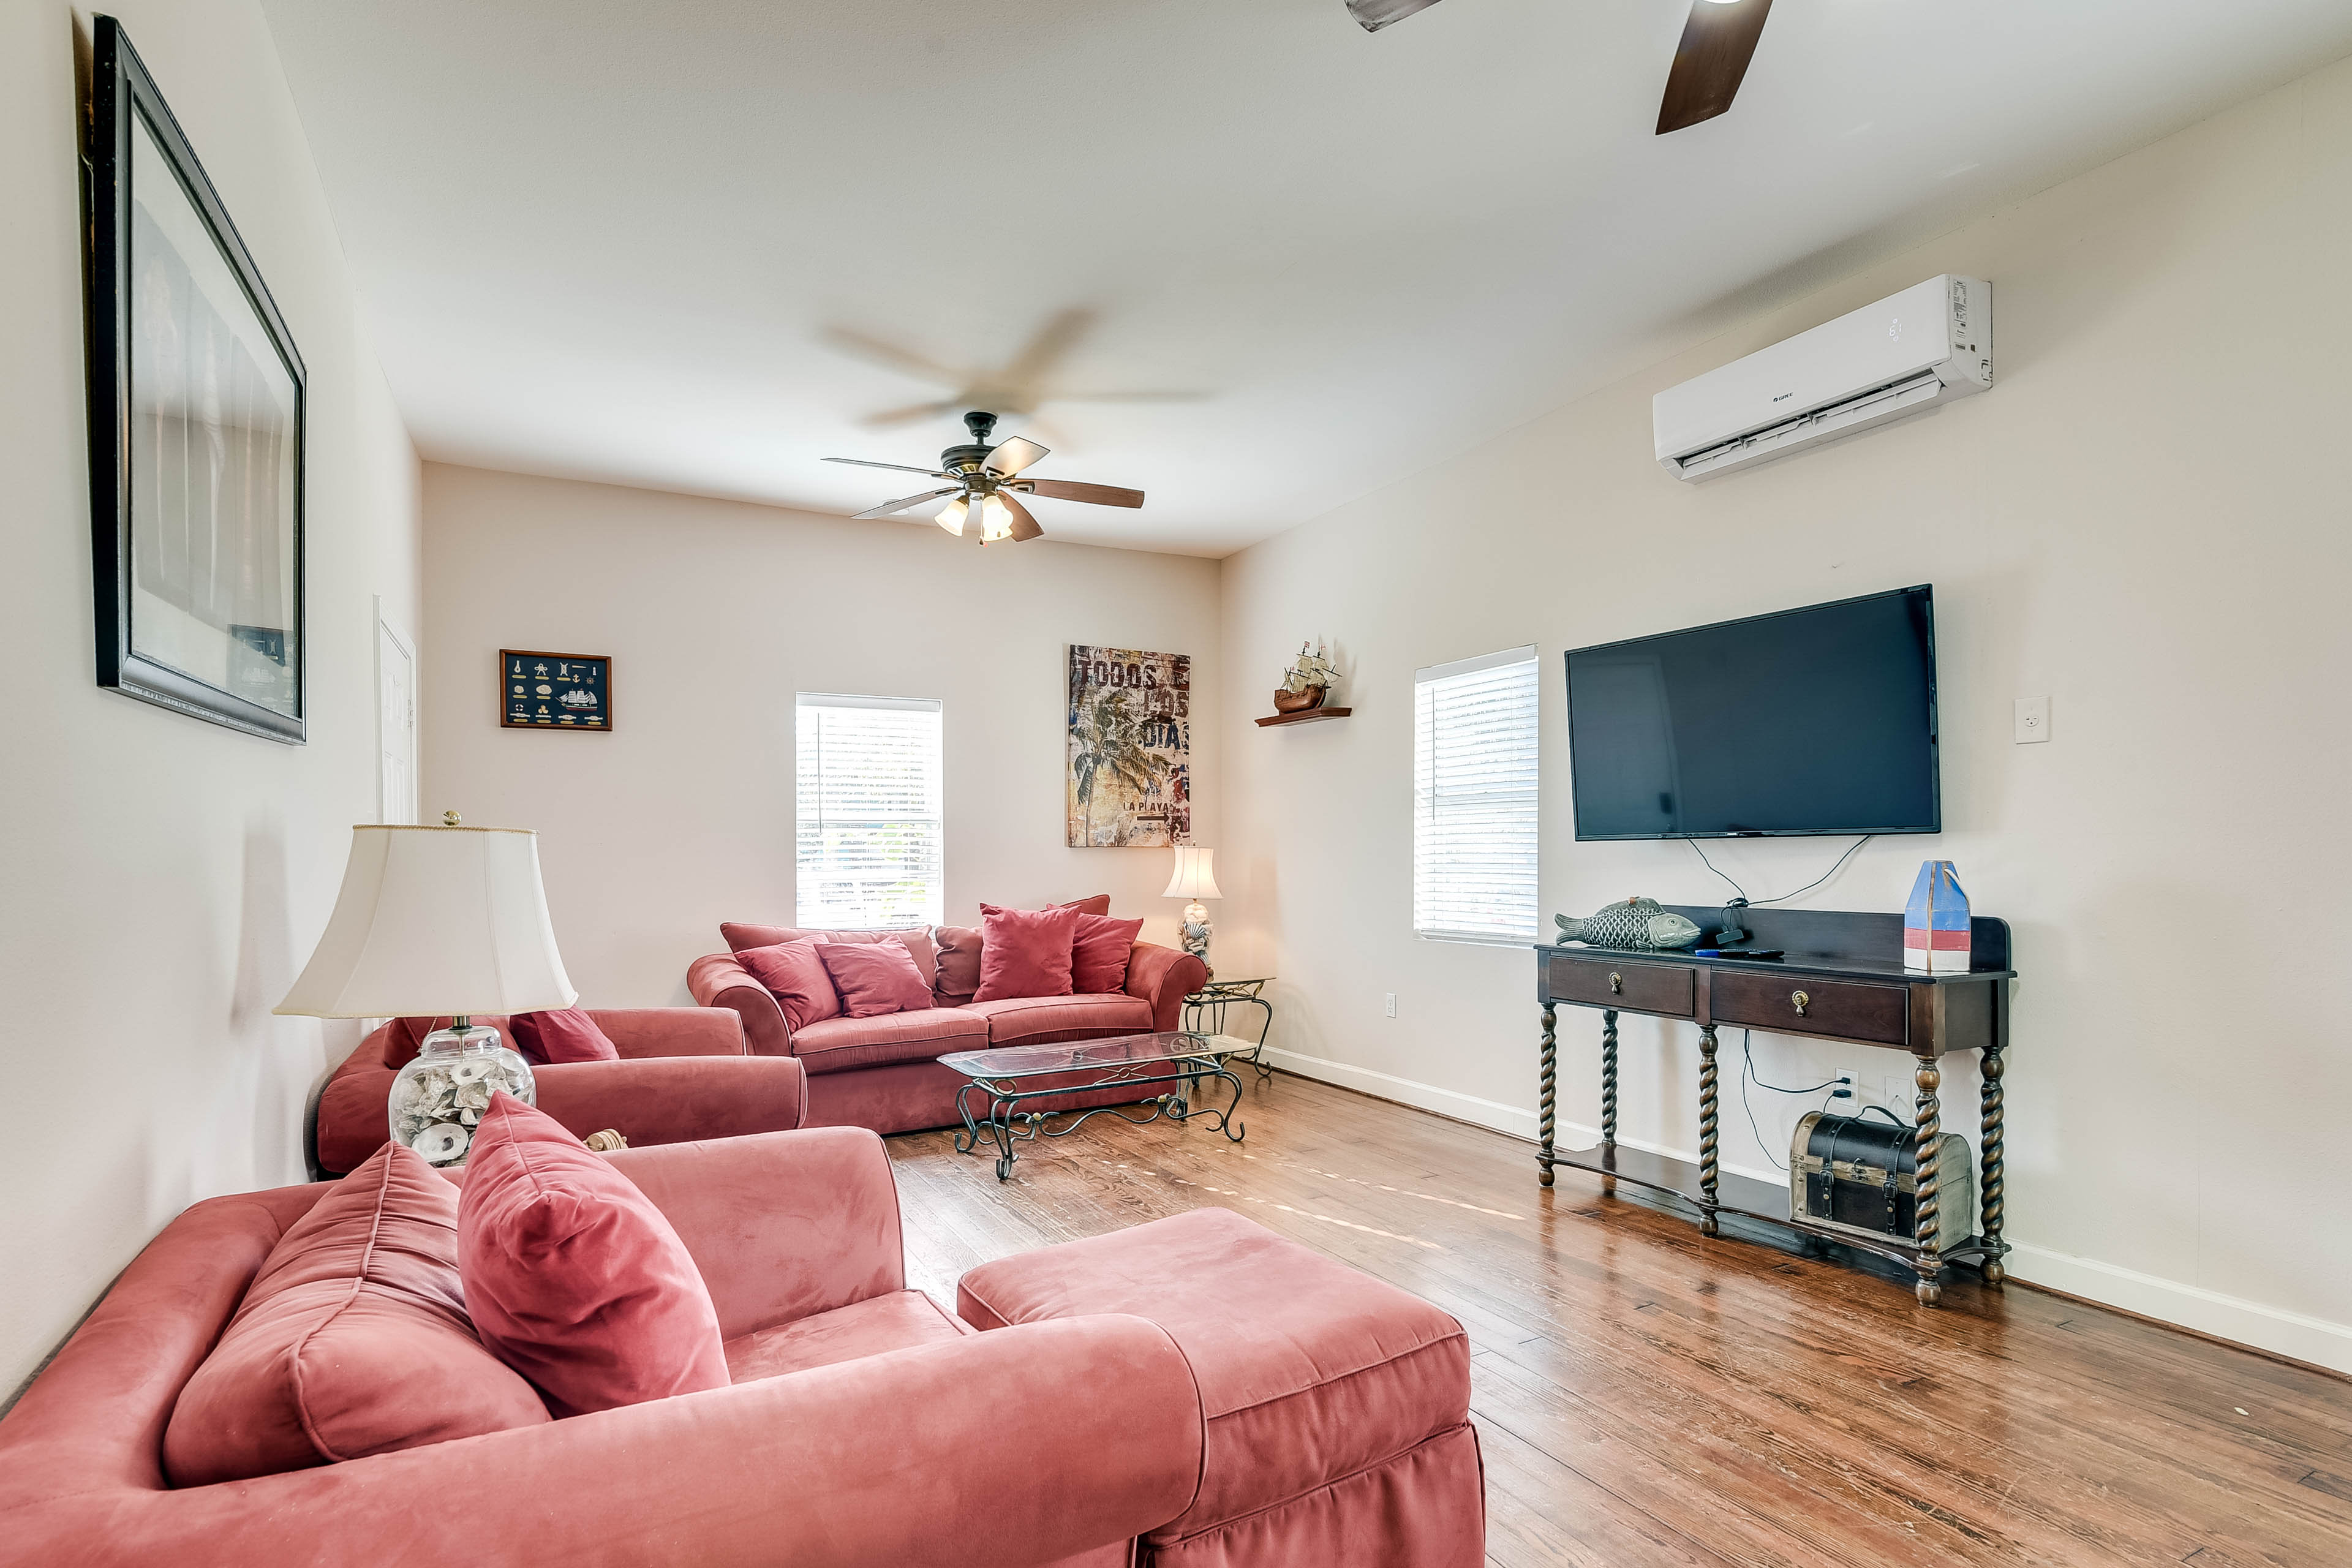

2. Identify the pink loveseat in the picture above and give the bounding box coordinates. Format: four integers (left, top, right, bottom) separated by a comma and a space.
0, 1129, 1202, 1568
314, 1009, 808, 1177
688, 924, 1208, 1134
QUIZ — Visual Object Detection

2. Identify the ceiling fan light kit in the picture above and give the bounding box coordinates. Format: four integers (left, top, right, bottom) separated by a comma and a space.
1347, 0, 1776, 136
827, 409, 1144, 546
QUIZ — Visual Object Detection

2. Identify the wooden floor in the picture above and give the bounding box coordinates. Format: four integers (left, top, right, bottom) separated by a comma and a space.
889, 1069, 2352, 1568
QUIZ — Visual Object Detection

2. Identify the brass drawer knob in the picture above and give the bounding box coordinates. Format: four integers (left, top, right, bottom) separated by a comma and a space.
1608, 971, 1623, 995
1791, 989, 1811, 1017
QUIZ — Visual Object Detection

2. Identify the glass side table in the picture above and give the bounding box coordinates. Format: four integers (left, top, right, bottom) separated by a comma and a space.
1183, 978, 1273, 1080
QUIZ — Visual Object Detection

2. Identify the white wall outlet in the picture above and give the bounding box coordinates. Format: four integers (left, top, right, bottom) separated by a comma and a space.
2015, 695, 2051, 744
1384, 992, 1398, 1018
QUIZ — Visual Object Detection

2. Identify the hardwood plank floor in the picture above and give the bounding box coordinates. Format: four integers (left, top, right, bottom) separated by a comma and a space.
887, 1071, 2352, 1568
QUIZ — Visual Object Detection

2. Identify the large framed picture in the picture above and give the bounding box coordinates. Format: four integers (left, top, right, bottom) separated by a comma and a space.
86, 17, 307, 743
1066, 644, 1191, 847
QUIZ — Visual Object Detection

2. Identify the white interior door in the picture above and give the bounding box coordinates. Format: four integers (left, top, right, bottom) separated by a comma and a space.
374, 600, 417, 825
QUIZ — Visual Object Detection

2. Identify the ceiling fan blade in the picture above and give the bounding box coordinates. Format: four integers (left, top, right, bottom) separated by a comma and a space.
823, 456, 952, 477
1657, 0, 1773, 135
999, 492, 1044, 543
983, 435, 1050, 478
851, 488, 958, 520
1019, 478, 1145, 510
1346, 0, 1442, 31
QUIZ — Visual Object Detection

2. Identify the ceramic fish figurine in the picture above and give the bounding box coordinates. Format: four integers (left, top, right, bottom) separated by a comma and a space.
1555, 897, 1703, 951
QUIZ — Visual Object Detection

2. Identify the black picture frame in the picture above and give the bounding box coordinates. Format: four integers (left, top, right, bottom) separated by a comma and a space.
86, 16, 309, 744
500, 651, 613, 732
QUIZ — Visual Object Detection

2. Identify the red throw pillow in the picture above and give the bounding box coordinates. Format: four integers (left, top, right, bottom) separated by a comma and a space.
720, 923, 938, 990
458, 1094, 729, 1419
1057, 894, 1112, 917
735, 939, 843, 1031
1071, 914, 1144, 994
975, 903, 1081, 1002
933, 925, 983, 1006
508, 1008, 620, 1065
163, 1142, 549, 1485
818, 940, 933, 1017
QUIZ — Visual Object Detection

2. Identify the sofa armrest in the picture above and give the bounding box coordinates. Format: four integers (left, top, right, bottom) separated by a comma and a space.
534, 1057, 807, 1153
0, 1316, 1205, 1568
1125, 942, 1209, 1031
607, 1128, 901, 1338
688, 952, 793, 1057
315, 1049, 396, 1176
592, 1006, 746, 1058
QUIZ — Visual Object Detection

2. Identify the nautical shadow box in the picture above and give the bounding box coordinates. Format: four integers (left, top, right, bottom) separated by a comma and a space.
501, 650, 611, 731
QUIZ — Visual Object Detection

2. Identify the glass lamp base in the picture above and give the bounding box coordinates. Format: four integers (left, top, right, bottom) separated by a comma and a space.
388, 1022, 536, 1167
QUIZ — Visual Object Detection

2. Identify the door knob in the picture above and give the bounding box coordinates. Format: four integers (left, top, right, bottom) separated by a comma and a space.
1791, 990, 1811, 1017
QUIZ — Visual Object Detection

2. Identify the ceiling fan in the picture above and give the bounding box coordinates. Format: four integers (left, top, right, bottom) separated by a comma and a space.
823, 411, 1145, 544
1346, 0, 1775, 136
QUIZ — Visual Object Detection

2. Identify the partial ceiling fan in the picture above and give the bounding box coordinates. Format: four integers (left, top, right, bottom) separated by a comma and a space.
823, 411, 1144, 544
1346, 0, 1774, 136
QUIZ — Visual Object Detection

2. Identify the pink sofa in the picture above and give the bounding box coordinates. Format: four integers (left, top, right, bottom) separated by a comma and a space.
0, 1128, 1485, 1567
314, 1009, 808, 1177
0, 1129, 1202, 1568
689, 925, 1208, 1134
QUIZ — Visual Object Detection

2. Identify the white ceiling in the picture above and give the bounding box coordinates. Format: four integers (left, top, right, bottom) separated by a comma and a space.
258, 0, 2352, 556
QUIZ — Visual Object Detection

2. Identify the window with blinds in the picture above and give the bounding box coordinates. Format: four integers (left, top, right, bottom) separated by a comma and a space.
1413, 647, 1539, 943
795, 693, 944, 929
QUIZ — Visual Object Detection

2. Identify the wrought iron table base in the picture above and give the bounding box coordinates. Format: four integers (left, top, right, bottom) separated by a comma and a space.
1183, 982, 1275, 1081
954, 1057, 1246, 1180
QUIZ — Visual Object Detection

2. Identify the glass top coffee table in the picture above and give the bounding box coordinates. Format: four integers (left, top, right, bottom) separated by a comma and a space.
938, 1031, 1251, 1180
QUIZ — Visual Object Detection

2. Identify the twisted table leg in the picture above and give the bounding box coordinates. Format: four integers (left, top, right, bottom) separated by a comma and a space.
1980, 1044, 2006, 1286
1914, 1055, 1944, 1306
1601, 1009, 1619, 1147
1698, 1025, 1720, 1235
1538, 1005, 1557, 1187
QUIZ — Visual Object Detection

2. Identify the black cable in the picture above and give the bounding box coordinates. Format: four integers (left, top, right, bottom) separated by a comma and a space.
1741, 1031, 1849, 1174
1679, 832, 1874, 911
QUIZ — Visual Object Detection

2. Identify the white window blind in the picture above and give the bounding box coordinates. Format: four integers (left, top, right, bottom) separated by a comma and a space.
796, 694, 943, 928
1414, 647, 1539, 943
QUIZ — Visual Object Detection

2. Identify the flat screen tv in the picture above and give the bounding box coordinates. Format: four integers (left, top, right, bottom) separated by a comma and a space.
1565, 586, 1939, 840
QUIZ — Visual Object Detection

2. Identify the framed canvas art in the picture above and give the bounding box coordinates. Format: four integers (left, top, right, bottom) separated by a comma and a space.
1066, 645, 1191, 847
502, 651, 612, 731
86, 18, 308, 743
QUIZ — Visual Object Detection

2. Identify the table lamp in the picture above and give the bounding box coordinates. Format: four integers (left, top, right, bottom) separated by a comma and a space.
1163, 846, 1223, 979
277, 812, 576, 1166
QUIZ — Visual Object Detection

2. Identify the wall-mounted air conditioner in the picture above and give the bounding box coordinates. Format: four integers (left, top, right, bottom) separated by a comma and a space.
1654, 275, 1992, 482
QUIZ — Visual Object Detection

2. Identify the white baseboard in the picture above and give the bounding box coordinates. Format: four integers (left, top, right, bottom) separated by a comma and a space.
1264, 1047, 2352, 1378
2002, 1242, 2352, 1377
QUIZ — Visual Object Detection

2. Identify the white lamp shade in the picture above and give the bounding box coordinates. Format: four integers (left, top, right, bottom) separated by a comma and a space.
1163, 846, 1223, 902
275, 825, 578, 1019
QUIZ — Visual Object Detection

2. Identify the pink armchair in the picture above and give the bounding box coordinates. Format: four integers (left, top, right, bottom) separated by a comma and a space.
314, 1009, 808, 1176
0, 1129, 1204, 1568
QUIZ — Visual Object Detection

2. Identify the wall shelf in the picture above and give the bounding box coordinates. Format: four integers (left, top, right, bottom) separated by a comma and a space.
1254, 707, 1351, 728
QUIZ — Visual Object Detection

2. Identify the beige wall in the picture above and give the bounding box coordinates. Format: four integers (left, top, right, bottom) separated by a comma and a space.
421, 464, 1221, 1004
1217, 54, 2352, 1371
0, 1, 421, 1392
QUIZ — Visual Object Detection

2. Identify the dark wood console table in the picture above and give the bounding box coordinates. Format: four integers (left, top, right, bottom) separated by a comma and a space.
1534, 904, 2013, 1305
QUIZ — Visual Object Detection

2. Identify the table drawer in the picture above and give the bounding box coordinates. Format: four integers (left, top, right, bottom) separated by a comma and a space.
1548, 956, 1695, 1016
1712, 972, 1908, 1044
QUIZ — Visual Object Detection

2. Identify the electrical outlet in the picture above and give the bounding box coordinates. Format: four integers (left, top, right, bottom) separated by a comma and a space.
2015, 695, 2051, 744
1384, 992, 1398, 1019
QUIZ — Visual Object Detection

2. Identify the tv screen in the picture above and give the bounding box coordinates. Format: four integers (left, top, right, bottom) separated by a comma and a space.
1566, 586, 1939, 840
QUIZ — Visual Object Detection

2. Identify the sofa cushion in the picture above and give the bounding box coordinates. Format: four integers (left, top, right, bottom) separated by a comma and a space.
458, 1094, 730, 1419
819, 939, 934, 1018
723, 1289, 973, 1384
508, 1008, 620, 1065
964, 993, 1153, 1047
1071, 914, 1144, 994
932, 924, 983, 1006
958, 1207, 1471, 1544
722, 922, 937, 990
736, 939, 843, 1032
162, 1142, 549, 1486
788, 1006, 989, 1075
976, 903, 1079, 1002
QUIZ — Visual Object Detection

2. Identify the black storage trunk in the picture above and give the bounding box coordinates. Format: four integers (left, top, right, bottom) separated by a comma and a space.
1790, 1110, 1973, 1246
